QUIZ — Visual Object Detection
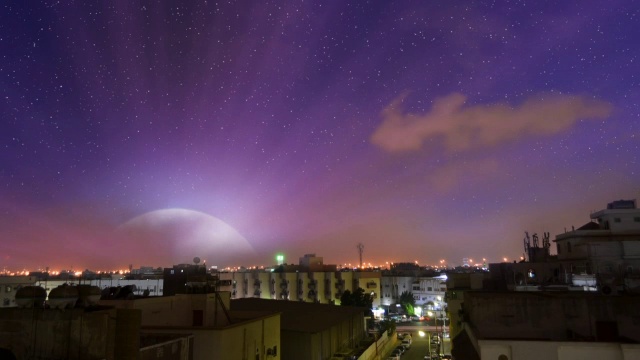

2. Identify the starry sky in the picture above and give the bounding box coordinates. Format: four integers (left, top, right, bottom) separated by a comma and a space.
1, 1, 639, 271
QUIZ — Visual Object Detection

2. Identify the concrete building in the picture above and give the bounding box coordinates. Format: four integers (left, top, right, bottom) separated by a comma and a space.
0, 305, 193, 360
448, 199, 640, 360
453, 291, 640, 360
554, 199, 640, 293
445, 272, 490, 339
217, 255, 382, 308
380, 274, 447, 316
232, 298, 367, 360
102, 292, 281, 360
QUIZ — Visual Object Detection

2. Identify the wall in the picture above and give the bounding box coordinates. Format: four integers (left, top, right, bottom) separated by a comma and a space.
0, 307, 140, 360
357, 331, 395, 360
464, 292, 640, 342
147, 314, 280, 360
479, 340, 640, 360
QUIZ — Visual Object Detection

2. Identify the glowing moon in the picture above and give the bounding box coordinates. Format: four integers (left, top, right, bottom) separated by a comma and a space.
117, 208, 256, 267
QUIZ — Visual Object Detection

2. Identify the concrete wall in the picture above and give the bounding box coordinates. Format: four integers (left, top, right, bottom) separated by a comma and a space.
358, 331, 395, 360
0, 307, 140, 360
479, 340, 640, 360
139, 334, 193, 360
147, 314, 280, 360
464, 291, 640, 342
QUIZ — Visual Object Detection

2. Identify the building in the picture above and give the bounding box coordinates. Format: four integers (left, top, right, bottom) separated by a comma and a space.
217, 254, 382, 308
0, 305, 193, 360
554, 199, 640, 293
102, 292, 281, 360
231, 298, 367, 360
448, 199, 640, 360
454, 291, 640, 360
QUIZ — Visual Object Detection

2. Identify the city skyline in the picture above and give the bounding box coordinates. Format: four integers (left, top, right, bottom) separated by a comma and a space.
1, 1, 639, 270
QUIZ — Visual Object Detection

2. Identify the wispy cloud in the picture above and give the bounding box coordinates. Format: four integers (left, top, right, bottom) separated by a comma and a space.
371, 92, 613, 153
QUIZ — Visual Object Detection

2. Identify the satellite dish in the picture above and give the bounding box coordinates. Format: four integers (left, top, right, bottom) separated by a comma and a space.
193, 257, 201, 264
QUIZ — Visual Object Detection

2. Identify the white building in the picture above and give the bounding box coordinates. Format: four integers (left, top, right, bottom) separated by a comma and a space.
554, 199, 640, 292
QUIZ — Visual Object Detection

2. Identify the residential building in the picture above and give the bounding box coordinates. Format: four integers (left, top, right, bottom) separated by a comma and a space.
554, 199, 640, 293
449, 199, 640, 360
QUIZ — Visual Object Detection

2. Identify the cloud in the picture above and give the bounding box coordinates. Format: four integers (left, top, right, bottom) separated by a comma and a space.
371, 92, 613, 153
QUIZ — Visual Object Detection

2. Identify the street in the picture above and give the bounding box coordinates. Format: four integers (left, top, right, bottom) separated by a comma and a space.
385, 325, 451, 360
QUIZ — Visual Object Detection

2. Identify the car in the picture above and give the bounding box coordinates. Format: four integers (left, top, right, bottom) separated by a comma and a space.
395, 345, 406, 354
387, 355, 400, 360
390, 349, 402, 358
441, 356, 452, 360
401, 339, 411, 349
410, 315, 422, 321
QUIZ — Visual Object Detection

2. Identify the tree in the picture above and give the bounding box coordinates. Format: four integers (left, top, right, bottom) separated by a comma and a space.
340, 287, 373, 316
399, 290, 416, 315
378, 319, 396, 336
340, 289, 354, 306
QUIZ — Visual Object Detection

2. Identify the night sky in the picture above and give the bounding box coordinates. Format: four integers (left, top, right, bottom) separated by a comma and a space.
1, 1, 638, 271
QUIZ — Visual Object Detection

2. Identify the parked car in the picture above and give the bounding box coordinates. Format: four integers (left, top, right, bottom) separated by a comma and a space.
395, 345, 406, 354
387, 355, 400, 360
401, 339, 412, 349
391, 349, 402, 358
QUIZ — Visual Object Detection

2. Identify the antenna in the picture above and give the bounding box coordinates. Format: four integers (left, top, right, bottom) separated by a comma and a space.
542, 232, 550, 248
357, 243, 364, 268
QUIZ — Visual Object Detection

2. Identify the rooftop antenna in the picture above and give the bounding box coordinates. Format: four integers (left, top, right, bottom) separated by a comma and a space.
357, 243, 364, 268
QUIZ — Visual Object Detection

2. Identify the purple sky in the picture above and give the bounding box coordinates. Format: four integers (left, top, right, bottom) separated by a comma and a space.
1, 1, 638, 271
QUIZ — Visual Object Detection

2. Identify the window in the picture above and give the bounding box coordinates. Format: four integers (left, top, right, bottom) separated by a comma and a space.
427, 287, 432, 291
192, 310, 203, 326
634, 217, 640, 222
5, 286, 11, 293
567, 242, 572, 253
614, 218, 621, 223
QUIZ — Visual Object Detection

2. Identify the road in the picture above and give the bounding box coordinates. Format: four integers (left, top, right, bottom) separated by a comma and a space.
383, 323, 451, 360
